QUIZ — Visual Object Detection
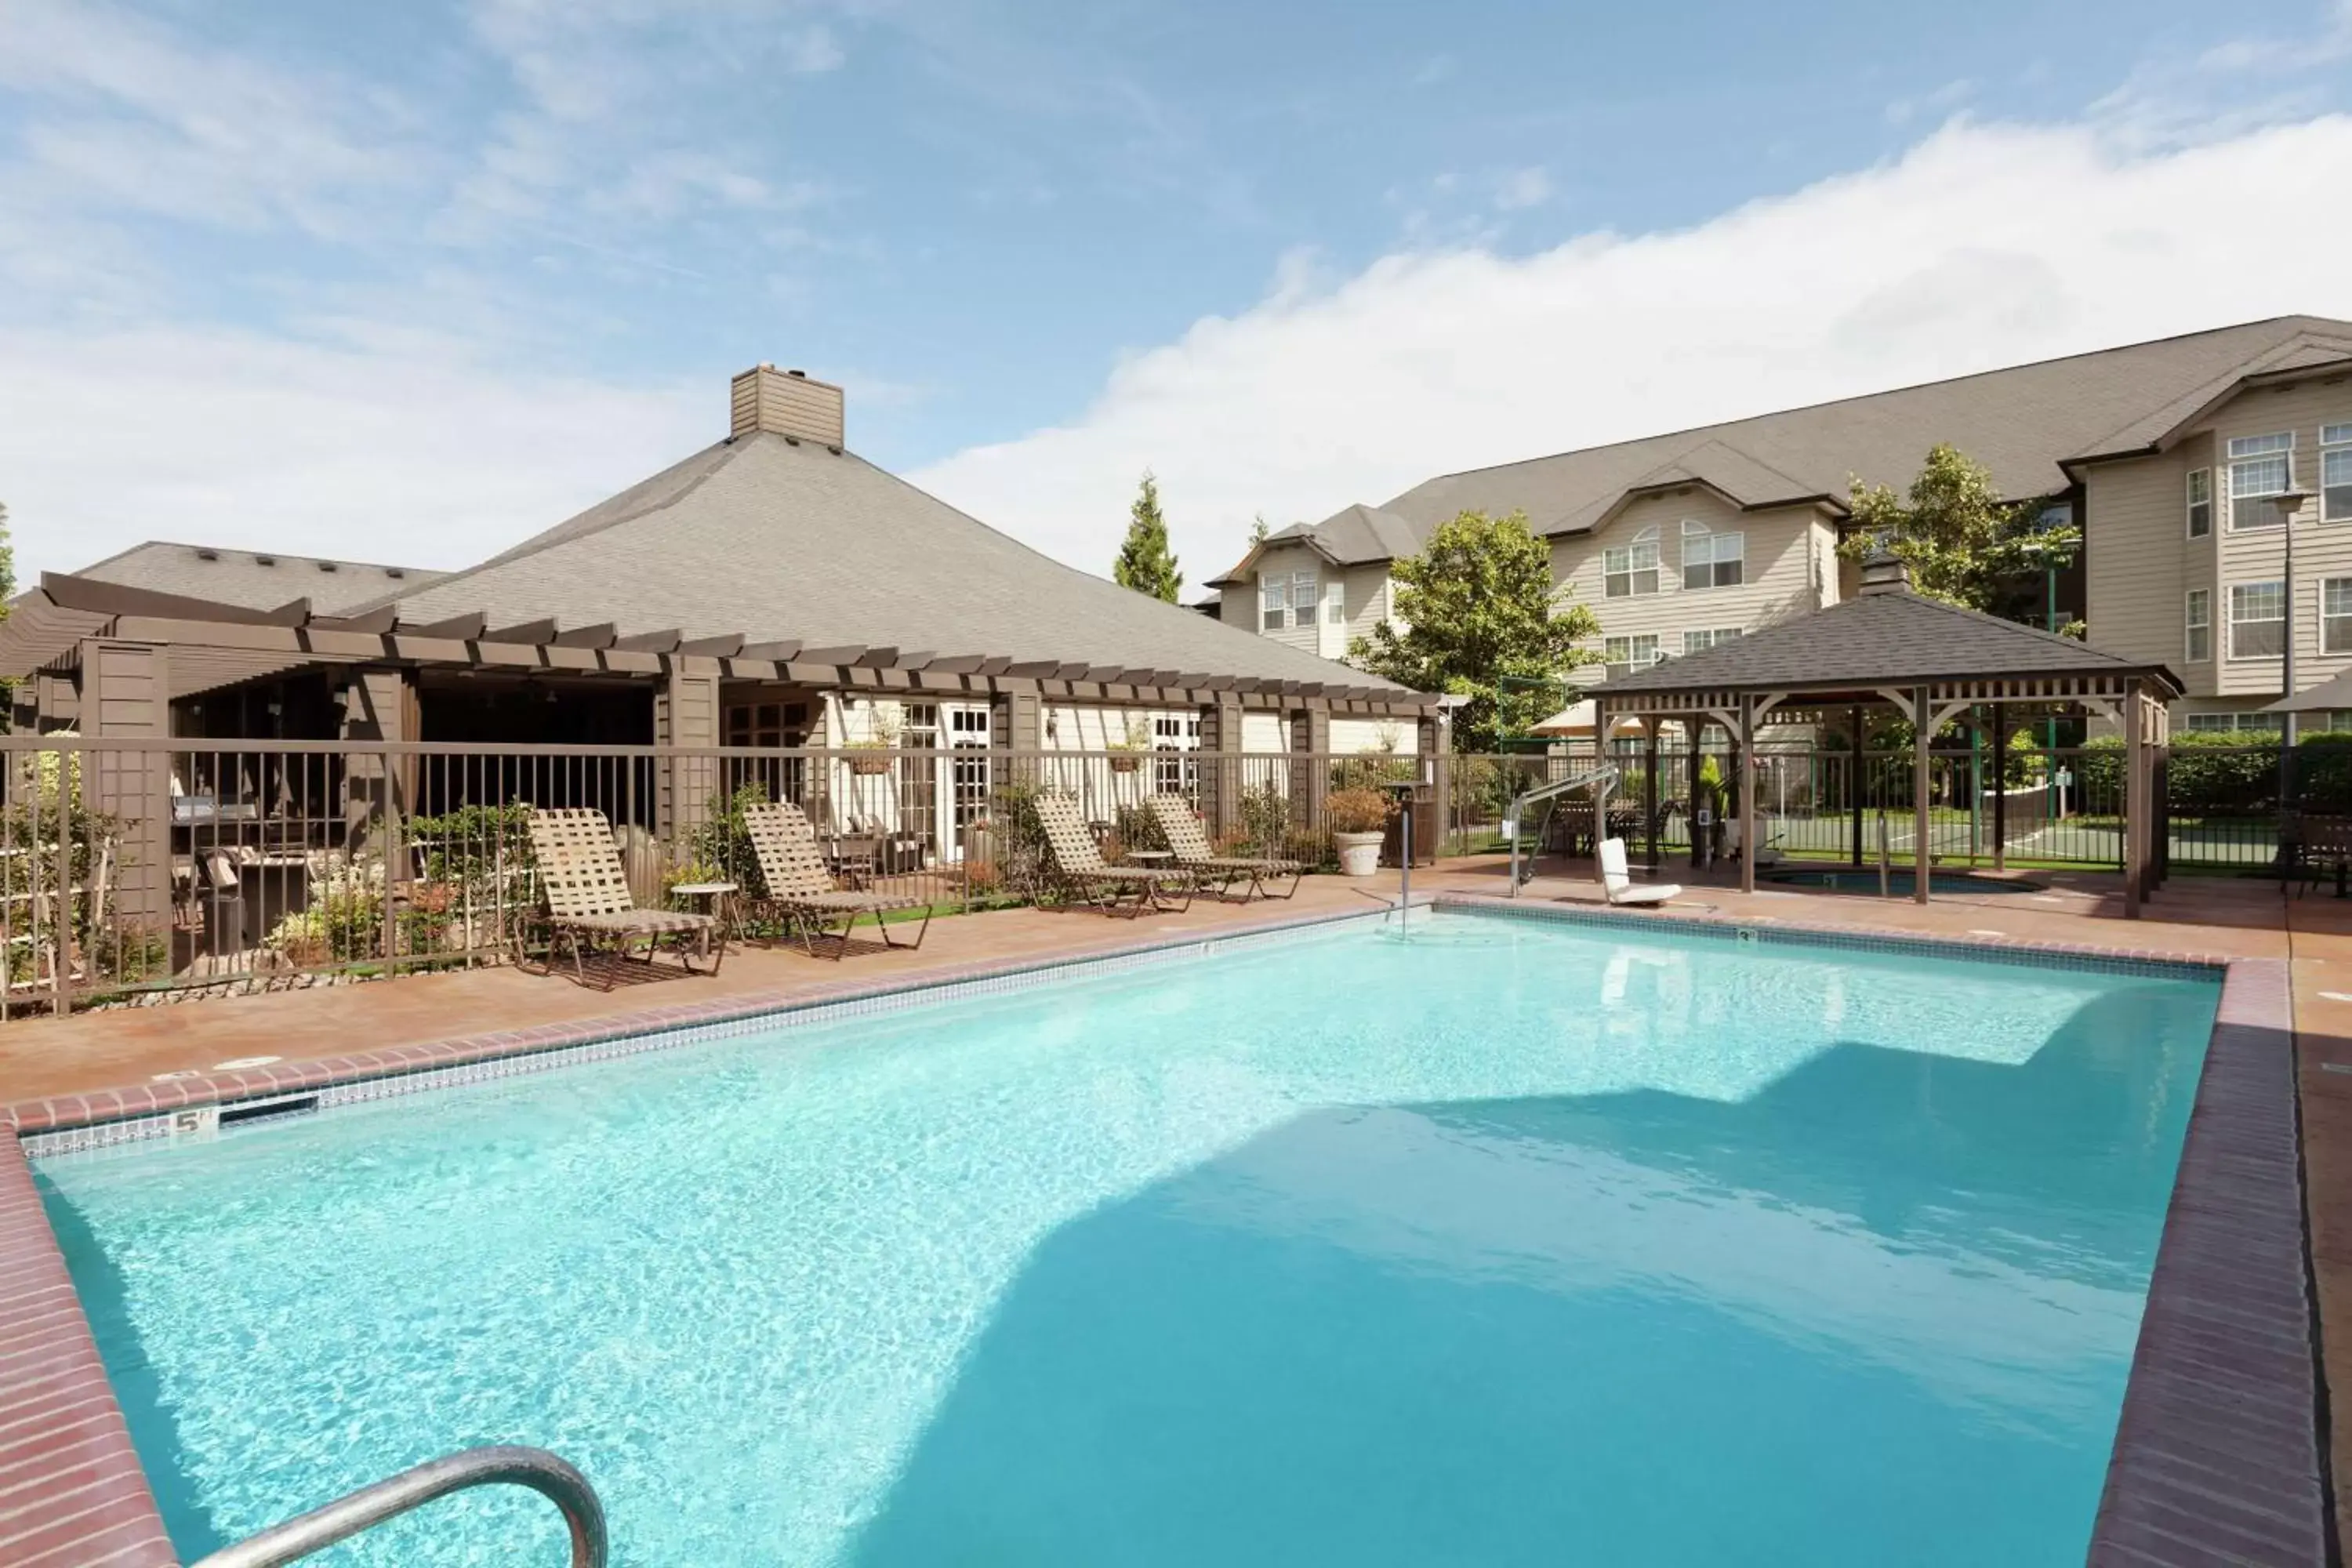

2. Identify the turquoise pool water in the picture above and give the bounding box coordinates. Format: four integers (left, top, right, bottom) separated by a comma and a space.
38, 913, 2219, 1566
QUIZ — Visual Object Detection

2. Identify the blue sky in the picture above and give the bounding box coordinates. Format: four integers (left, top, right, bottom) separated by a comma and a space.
5, 0, 2352, 584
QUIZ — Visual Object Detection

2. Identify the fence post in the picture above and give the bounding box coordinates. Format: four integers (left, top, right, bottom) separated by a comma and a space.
1991, 718, 2007, 870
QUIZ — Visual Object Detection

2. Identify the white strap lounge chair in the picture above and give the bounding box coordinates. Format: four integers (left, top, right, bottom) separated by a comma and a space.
528, 807, 723, 987
1599, 837, 1679, 907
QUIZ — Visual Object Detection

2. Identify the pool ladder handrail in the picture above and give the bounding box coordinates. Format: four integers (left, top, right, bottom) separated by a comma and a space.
186, 1444, 608, 1568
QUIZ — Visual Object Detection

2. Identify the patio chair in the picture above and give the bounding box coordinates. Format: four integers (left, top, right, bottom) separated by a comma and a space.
742, 800, 931, 959
1144, 793, 1299, 901
527, 807, 724, 988
1032, 792, 1192, 916
1599, 837, 1679, 908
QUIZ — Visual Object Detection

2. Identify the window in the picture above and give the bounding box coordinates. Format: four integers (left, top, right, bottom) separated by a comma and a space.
2325, 425, 2352, 524
2184, 589, 2210, 662
1324, 579, 1345, 626
2186, 469, 2212, 538
1681, 520, 1744, 590
1259, 574, 1285, 631
2183, 712, 2284, 734
2227, 432, 2295, 530
1290, 571, 1319, 626
2230, 579, 2285, 659
1682, 627, 1742, 655
1602, 634, 1661, 678
1152, 712, 1201, 794
2327, 578, 2352, 655
1603, 528, 1661, 597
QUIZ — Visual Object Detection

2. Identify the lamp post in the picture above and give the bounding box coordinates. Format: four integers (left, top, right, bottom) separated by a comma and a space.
2274, 486, 2315, 811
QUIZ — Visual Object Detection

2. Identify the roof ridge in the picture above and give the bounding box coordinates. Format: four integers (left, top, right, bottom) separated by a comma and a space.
1401, 314, 2335, 491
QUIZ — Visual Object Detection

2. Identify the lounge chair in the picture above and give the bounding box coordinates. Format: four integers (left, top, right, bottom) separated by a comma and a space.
1599, 837, 1679, 907
1032, 792, 1192, 916
742, 800, 931, 959
1144, 793, 1299, 901
528, 807, 724, 987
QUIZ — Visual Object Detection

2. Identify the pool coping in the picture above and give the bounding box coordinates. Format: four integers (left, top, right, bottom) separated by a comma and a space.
0, 892, 2327, 1566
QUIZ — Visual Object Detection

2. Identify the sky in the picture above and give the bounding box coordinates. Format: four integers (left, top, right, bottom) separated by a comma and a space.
4, 0, 2352, 594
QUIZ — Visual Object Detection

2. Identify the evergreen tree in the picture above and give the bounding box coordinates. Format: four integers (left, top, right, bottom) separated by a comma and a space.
1112, 471, 1183, 602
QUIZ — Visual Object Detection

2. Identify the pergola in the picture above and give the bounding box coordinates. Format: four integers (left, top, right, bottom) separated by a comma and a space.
1592, 556, 2183, 916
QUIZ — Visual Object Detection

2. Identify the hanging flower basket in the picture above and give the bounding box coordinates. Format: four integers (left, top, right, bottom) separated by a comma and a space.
848, 751, 892, 775
1109, 753, 1142, 774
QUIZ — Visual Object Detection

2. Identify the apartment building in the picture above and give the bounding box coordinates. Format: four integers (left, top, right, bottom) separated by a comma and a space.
1213, 315, 2352, 728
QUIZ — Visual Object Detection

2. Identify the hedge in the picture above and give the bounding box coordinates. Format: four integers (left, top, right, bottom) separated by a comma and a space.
2079, 730, 2352, 814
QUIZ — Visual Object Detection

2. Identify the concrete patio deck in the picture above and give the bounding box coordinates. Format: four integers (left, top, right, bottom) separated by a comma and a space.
3, 855, 2348, 1558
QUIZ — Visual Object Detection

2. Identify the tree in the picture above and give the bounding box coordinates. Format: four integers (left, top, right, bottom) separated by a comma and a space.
1350, 509, 1599, 751
1249, 514, 1272, 546
1838, 444, 2082, 631
1112, 471, 1183, 602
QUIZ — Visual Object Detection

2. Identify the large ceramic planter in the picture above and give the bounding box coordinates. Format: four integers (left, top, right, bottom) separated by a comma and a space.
1334, 830, 1384, 877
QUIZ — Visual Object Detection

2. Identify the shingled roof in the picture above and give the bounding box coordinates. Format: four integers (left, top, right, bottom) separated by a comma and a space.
1597, 575, 2180, 698
1382, 314, 2352, 540
74, 541, 443, 615
372, 429, 1417, 694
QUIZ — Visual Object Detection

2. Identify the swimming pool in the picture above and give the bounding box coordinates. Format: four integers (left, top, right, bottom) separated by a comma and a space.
37, 912, 2220, 1566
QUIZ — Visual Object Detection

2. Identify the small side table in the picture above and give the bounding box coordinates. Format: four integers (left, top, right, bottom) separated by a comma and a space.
1122, 849, 1174, 867
669, 880, 739, 972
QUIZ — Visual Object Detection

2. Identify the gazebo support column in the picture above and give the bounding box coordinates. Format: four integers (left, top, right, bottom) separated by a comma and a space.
1991, 709, 2007, 872
1739, 695, 1758, 896
2125, 677, 2146, 919
1642, 720, 1660, 873
1913, 684, 1931, 905
1849, 705, 1865, 868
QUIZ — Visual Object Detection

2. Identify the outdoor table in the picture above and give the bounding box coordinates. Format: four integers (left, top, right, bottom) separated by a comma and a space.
669, 880, 739, 961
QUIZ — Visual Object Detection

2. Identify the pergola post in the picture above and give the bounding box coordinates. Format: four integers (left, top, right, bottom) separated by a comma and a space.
1849, 704, 1865, 868
2125, 677, 2146, 918
1739, 694, 1757, 896
1913, 684, 1931, 905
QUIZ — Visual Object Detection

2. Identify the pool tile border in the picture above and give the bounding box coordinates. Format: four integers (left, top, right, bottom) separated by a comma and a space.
0, 1132, 176, 1568
0, 891, 2328, 1566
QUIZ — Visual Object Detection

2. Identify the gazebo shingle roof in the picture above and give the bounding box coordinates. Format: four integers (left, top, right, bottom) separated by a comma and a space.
1596, 586, 2180, 698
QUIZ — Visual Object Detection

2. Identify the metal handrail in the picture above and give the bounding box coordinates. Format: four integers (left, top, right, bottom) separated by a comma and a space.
1507, 764, 1620, 891
187, 1445, 607, 1568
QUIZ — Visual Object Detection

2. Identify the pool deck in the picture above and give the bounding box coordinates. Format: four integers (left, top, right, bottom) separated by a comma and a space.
2, 858, 2348, 1563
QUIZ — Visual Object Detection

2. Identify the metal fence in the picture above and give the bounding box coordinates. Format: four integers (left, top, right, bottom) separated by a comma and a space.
0, 739, 1443, 1018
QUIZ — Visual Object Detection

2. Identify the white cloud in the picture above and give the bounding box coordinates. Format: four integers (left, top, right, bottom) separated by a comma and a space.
0, 328, 708, 582
907, 114, 2352, 585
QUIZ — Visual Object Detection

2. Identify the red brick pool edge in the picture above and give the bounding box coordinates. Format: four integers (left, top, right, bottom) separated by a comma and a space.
0, 1133, 174, 1568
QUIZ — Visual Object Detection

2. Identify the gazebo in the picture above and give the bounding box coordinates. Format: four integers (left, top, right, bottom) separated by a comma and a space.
1591, 554, 2183, 916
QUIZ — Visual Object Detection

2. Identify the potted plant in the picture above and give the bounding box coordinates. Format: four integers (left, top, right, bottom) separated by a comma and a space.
848, 702, 900, 775
1326, 786, 1394, 877
1107, 713, 1149, 773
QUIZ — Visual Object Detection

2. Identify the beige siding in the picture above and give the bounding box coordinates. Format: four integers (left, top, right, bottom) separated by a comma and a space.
1550, 494, 1831, 683
2083, 440, 2204, 691
2092, 380, 2352, 714
1238, 546, 1392, 660
1328, 717, 1419, 753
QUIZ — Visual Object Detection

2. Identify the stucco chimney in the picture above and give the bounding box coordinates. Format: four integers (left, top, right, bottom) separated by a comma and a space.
1858, 548, 1910, 595
730, 363, 845, 447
